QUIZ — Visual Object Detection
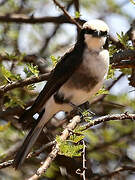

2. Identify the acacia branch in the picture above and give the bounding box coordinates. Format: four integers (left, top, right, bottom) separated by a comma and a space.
0, 13, 71, 24
0, 54, 50, 73
94, 165, 135, 180
28, 115, 81, 180
91, 73, 124, 104
83, 113, 135, 130
0, 141, 55, 169
53, 0, 82, 30
0, 72, 50, 96
110, 49, 135, 64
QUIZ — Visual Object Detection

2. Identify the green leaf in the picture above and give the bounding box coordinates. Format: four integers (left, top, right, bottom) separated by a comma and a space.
129, 0, 135, 5
56, 136, 83, 157
75, 11, 81, 18
116, 32, 132, 49
69, 134, 84, 143
109, 44, 117, 57
74, 126, 86, 134
106, 65, 115, 79
50, 55, 60, 67
27, 84, 36, 90
1, 64, 21, 82
82, 110, 92, 122
96, 87, 109, 96
26, 63, 39, 77
5, 93, 25, 109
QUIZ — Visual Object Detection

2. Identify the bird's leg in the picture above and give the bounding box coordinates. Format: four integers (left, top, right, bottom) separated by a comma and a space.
79, 101, 95, 116
68, 102, 87, 120
68, 102, 83, 114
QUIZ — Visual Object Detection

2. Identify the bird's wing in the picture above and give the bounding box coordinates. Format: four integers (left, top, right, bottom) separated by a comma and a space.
19, 45, 84, 122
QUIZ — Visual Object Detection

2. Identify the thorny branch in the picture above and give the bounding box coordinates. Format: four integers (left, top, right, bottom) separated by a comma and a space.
0, 141, 55, 169
93, 165, 135, 180
1, 113, 135, 172
83, 112, 135, 130
0, 14, 70, 24
0, 72, 50, 96
111, 49, 135, 64
53, 0, 82, 30
28, 115, 81, 180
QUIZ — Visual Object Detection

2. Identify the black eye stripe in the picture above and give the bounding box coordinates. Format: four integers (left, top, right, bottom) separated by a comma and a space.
85, 29, 97, 35
85, 28, 108, 36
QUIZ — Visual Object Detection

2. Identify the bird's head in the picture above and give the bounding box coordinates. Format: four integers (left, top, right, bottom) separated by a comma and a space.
82, 19, 109, 51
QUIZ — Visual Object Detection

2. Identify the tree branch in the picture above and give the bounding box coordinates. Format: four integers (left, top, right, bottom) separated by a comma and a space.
111, 49, 135, 64
28, 115, 81, 180
83, 112, 135, 130
94, 165, 135, 180
0, 13, 70, 24
0, 72, 50, 96
53, 0, 82, 30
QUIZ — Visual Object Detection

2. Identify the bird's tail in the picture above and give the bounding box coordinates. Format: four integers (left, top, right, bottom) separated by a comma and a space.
13, 109, 45, 169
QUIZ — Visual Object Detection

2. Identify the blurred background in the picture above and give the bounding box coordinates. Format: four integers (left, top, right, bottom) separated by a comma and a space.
0, 0, 135, 179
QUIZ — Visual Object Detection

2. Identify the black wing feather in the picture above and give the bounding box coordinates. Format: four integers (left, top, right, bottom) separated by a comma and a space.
19, 39, 85, 122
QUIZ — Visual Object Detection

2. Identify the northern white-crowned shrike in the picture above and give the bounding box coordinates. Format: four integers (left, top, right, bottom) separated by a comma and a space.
13, 19, 110, 169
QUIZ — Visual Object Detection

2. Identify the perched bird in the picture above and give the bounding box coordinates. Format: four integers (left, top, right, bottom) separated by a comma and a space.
13, 19, 110, 169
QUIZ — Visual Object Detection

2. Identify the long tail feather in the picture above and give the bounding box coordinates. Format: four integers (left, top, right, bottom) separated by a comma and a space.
13, 109, 45, 169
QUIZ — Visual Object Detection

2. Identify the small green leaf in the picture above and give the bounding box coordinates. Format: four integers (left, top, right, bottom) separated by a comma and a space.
5, 93, 25, 109
56, 136, 83, 157
116, 32, 132, 49
27, 84, 36, 90
107, 65, 115, 79
82, 110, 92, 122
109, 44, 117, 57
96, 87, 109, 96
50, 55, 60, 67
75, 11, 81, 18
1, 64, 21, 82
129, 0, 135, 5
69, 134, 84, 143
74, 126, 86, 134
26, 63, 39, 77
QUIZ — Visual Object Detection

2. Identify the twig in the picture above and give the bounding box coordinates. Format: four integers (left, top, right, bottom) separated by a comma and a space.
83, 112, 135, 130
40, 24, 60, 55
27, 141, 55, 158
74, 0, 80, 12
0, 72, 50, 96
93, 165, 135, 180
0, 13, 70, 24
28, 115, 81, 180
0, 160, 13, 169
40, 0, 73, 55
53, 0, 82, 30
0, 54, 50, 74
82, 140, 87, 180
0, 141, 55, 169
91, 73, 124, 104
110, 49, 135, 64
112, 60, 135, 69
76, 140, 87, 180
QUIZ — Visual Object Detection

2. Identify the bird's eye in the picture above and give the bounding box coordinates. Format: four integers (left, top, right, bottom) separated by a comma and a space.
100, 31, 108, 36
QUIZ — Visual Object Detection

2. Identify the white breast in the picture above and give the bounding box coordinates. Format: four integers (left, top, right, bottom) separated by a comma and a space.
59, 48, 109, 106
82, 48, 109, 81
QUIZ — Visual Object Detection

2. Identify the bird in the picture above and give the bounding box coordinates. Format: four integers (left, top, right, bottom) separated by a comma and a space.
13, 19, 110, 169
